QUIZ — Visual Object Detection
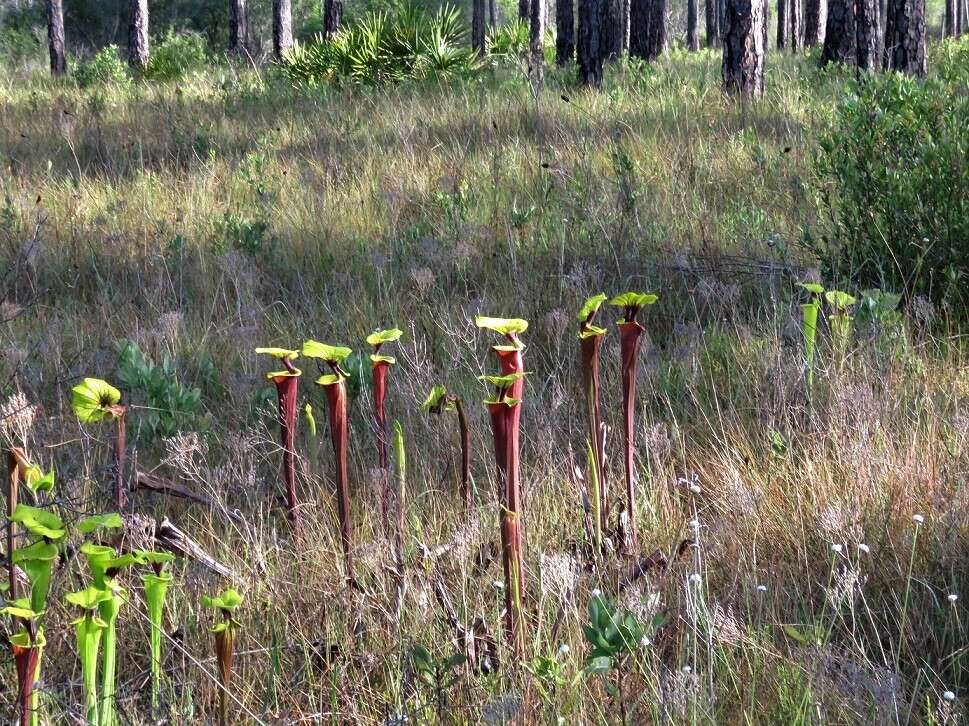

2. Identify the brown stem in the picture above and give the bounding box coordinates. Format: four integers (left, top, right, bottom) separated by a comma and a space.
372, 361, 389, 470
114, 412, 127, 510
214, 622, 234, 726
580, 333, 607, 535
12, 640, 41, 726
618, 321, 644, 552
324, 378, 354, 588
271, 373, 301, 531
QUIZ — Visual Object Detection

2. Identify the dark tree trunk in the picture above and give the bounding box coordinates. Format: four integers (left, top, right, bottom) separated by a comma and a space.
856, 0, 879, 68
600, 0, 623, 60
324, 0, 343, 38
530, 0, 546, 78
273, 0, 293, 58
229, 0, 248, 53
651, 0, 668, 54
520, 0, 532, 20
943, 0, 954, 34
46, 0, 67, 76
883, 0, 925, 74
128, 0, 149, 69
578, 0, 604, 84
790, 0, 802, 48
630, 0, 666, 58
688, 0, 700, 48
777, 0, 787, 48
706, 0, 720, 45
957, 0, 965, 33
805, 0, 824, 44
820, 0, 854, 63
473, 0, 487, 53
490, 0, 499, 28
722, 0, 766, 98
557, 0, 576, 63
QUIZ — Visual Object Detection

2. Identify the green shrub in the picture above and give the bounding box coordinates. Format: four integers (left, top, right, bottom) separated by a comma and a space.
145, 31, 209, 81
115, 341, 202, 440
74, 45, 129, 88
0, 26, 42, 67
812, 69, 969, 309
486, 18, 529, 58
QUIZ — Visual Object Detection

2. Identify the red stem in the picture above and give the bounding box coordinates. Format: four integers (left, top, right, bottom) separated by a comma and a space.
580, 333, 607, 534
324, 378, 355, 588
114, 412, 127, 509
12, 641, 41, 726
272, 373, 300, 530
214, 623, 234, 726
372, 361, 389, 470
618, 320, 644, 552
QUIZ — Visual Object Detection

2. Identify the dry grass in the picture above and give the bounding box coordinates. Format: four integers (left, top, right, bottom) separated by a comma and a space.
0, 49, 967, 724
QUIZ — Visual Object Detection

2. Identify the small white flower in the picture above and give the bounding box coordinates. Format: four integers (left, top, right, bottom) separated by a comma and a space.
690, 484, 702, 494
948, 593, 959, 603
681, 665, 692, 674
858, 543, 870, 554
639, 636, 652, 648
756, 584, 768, 593
913, 514, 925, 525
492, 580, 505, 590
557, 644, 570, 656
591, 588, 601, 598
830, 543, 844, 554
688, 519, 700, 531
689, 573, 702, 585
943, 690, 956, 702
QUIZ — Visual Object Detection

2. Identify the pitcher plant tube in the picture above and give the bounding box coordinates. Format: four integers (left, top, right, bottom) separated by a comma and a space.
825, 290, 857, 360
137, 550, 176, 711
366, 328, 403, 470
201, 588, 244, 726
2, 604, 45, 726
608, 292, 658, 553
255, 348, 303, 530
67, 585, 113, 725
71, 378, 128, 509
476, 314, 528, 657
421, 384, 472, 515
303, 340, 356, 588
577, 293, 608, 545
798, 282, 824, 409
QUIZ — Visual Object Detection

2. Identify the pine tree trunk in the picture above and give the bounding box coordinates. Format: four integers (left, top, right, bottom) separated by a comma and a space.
805, 0, 825, 44
943, 0, 954, 34
777, 0, 787, 48
630, 0, 666, 58
722, 0, 766, 98
229, 0, 248, 53
652, 0, 668, 55
599, 0, 623, 60
622, 0, 632, 50
688, 0, 700, 48
473, 0, 487, 53
789, 0, 802, 48
819, 0, 854, 64
46, 0, 67, 76
530, 0, 546, 78
520, 0, 532, 20
706, 0, 720, 45
578, 0, 604, 84
557, 0, 576, 63
856, 0, 878, 68
883, 0, 926, 74
273, 0, 293, 58
324, 0, 343, 38
128, 0, 149, 69
490, 0, 499, 28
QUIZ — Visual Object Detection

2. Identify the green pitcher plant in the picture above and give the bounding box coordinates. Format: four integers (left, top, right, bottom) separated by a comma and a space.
137, 550, 176, 711
798, 282, 824, 408
201, 588, 244, 726
71, 378, 128, 509
2, 603, 45, 726
421, 384, 472, 515
825, 289, 857, 357
255, 347, 302, 530
67, 585, 113, 725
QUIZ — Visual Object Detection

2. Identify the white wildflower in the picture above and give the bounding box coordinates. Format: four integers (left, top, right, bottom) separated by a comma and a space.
913, 514, 925, 525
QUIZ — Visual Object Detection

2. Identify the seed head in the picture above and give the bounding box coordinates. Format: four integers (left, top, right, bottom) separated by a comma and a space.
913, 514, 925, 525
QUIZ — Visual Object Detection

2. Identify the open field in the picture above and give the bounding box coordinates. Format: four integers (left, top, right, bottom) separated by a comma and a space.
1, 44, 969, 724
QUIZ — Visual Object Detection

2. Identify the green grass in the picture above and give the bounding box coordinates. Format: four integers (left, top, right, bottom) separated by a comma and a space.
0, 47, 967, 723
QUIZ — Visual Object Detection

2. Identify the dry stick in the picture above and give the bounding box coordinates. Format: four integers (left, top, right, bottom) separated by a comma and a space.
114, 411, 127, 509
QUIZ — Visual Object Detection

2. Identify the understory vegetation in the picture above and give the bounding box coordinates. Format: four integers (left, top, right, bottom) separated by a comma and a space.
0, 29, 968, 725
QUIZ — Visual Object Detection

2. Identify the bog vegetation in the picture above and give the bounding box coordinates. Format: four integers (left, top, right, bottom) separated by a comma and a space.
1, 1, 968, 724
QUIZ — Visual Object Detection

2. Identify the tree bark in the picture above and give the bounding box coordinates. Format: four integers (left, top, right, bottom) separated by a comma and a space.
651, 0, 668, 55
777, 0, 787, 48
520, 0, 532, 21
557, 0, 576, 63
46, 0, 67, 76
578, 0, 604, 84
820, 0, 854, 63
722, 0, 766, 99
490, 0, 500, 28
805, 0, 825, 44
688, 0, 700, 48
855, 0, 879, 69
473, 0, 487, 54
128, 0, 149, 69
324, 0, 343, 38
944, 0, 954, 34
599, 0, 623, 60
789, 0, 802, 48
630, 0, 666, 58
706, 0, 720, 45
530, 0, 546, 79
229, 0, 248, 53
272, 0, 293, 59
622, 0, 632, 50
883, 0, 925, 74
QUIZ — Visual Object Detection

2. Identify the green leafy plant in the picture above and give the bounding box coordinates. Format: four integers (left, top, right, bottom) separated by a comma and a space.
67, 585, 113, 725
255, 347, 302, 530
798, 282, 824, 407
825, 290, 857, 355
421, 384, 472, 515
367, 328, 403, 472
71, 378, 128, 509
137, 551, 176, 712
201, 588, 244, 726
410, 643, 467, 722
115, 341, 202, 439
578, 294, 608, 550
476, 315, 528, 657
144, 30, 209, 81
303, 340, 356, 587
608, 292, 658, 552
74, 45, 129, 88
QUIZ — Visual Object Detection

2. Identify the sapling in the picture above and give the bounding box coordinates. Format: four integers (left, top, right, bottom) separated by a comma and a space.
71, 378, 128, 509
136, 550, 176, 711
476, 315, 528, 656
67, 584, 114, 725
366, 328, 403, 470
608, 292, 658, 552
798, 282, 824, 408
577, 293, 608, 544
255, 348, 303, 529
302, 340, 356, 588
421, 384, 472, 514
201, 588, 244, 726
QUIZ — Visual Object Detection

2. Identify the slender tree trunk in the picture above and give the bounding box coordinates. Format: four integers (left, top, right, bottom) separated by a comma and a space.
490, 0, 500, 28
957, 0, 965, 33
128, 0, 149, 69
599, 0, 623, 60
805, 0, 825, 43
630, 0, 665, 58
530, 0, 546, 79
622, 0, 632, 50
820, 0, 855, 64
790, 0, 802, 48
46, 0, 67, 76
272, 0, 293, 59
944, 0, 954, 34
706, 0, 720, 45
722, 0, 766, 98
856, 0, 878, 68
229, 0, 248, 53
520, 0, 532, 20
323, 0, 343, 38
883, 0, 926, 74
578, 0, 604, 84
473, 0, 487, 53
777, 0, 787, 47
651, 0, 668, 54
557, 0, 576, 63
688, 0, 700, 47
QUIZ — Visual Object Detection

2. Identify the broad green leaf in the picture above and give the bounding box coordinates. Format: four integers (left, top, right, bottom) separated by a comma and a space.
71, 378, 122, 424
1, 603, 43, 619
475, 316, 529, 336
133, 550, 176, 566
479, 372, 525, 388
782, 624, 810, 645
577, 293, 608, 321
67, 585, 113, 611
420, 384, 449, 412
254, 347, 299, 360
12, 540, 58, 564
798, 282, 825, 295
608, 292, 658, 309
77, 513, 123, 535
586, 655, 613, 674
10, 504, 66, 540
301, 340, 352, 363
366, 328, 403, 346
202, 588, 243, 612
825, 290, 857, 309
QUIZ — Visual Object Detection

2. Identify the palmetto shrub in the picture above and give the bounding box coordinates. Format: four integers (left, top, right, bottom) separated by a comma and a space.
280, 0, 479, 88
